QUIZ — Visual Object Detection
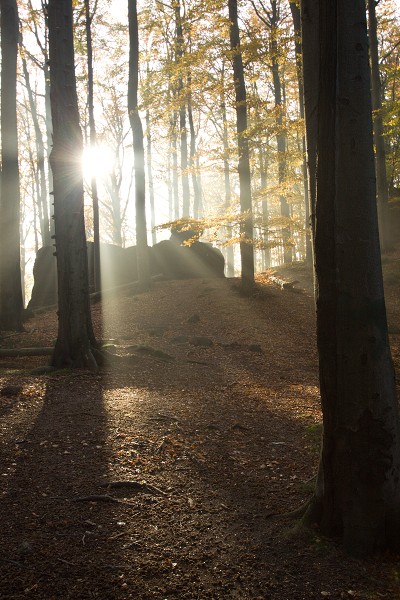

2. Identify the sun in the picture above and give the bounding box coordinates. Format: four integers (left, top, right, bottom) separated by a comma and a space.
82, 144, 114, 182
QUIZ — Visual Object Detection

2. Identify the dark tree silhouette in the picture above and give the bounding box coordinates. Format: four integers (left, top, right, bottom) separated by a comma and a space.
303, 0, 400, 556
84, 0, 101, 293
0, 0, 24, 332
228, 0, 254, 290
48, 0, 99, 368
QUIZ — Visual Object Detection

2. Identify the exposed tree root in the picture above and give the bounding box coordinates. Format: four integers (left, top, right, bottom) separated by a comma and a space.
0, 347, 53, 357
101, 480, 167, 496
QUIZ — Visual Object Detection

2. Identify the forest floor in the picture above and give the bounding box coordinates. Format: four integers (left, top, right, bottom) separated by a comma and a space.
0, 246, 400, 599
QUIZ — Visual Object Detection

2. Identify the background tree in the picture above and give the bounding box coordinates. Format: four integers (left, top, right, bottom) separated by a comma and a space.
128, 0, 150, 290
368, 0, 390, 250
84, 0, 101, 292
229, 0, 254, 289
0, 0, 24, 331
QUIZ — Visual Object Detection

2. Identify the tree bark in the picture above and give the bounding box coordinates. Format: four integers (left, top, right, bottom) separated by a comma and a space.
48, 0, 98, 368
0, 0, 24, 331
303, 0, 400, 556
128, 0, 150, 290
228, 0, 254, 290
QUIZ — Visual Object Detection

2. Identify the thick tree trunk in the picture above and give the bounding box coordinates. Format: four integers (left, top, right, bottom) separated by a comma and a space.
303, 0, 400, 556
128, 0, 150, 291
48, 0, 98, 368
368, 0, 390, 250
228, 0, 254, 290
0, 0, 24, 331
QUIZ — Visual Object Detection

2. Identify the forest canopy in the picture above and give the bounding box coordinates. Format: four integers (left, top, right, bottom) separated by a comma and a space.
13, 0, 400, 301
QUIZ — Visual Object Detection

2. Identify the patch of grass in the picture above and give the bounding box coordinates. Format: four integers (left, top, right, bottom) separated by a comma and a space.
298, 475, 317, 495
0, 368, 27, 376
384, 271, 400, 286
388, 324, 400, 334
130, 345, 175, 361
305, 422, 323, 452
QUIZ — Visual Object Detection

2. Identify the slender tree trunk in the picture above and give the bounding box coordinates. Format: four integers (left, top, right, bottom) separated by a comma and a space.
145, 108, 157, 246
21, 51, 51, 247
221, 93, 235, 277
167, 153, 173, 222
48, 0, 98, 368
259, 145, 270, 270
187, 82, 201, 220
228, 0, 254, 290
303, 0, 400, 556
368, 0, 390, 250
171, 110, 179, 219
174, 0, 190, 217
145, 60, 156, 246
84, 0, 101, 292
42, 1, 55, 239
301, 0, 318, 245
290, 1, 312, 265
0, 0, 24, 330
270, 17, 291, 264
128, 0, 150, 290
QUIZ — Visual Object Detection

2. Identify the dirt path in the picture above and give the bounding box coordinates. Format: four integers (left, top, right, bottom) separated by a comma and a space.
0, 276, 399, 599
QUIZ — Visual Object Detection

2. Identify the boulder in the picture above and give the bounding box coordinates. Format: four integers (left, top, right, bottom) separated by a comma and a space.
27, 245, 57, 310
27, 235, 225, 310
150, 238, 225, 279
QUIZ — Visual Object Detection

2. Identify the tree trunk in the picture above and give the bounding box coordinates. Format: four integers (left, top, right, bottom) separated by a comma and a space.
174, 0, 190, 217
145, 61, 156, 246
171, 110, 179, 220
269, 2, 291, 264
368, 0, 390, 250
146, 108, 157, 246
128, 0, 150, 290
228, 0, 254, 290
289, 0, 312, 265
221, 91, 235, 277
21, 50, 51, 247
303, 0, 400, 556
42, 1, 55, 239
84, 0, 101, 292
259, 145, 270, 270
187, 81, 201, 220
48, 0, 98, 368
301, 0, 318, 244
0, 0, 24, 331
